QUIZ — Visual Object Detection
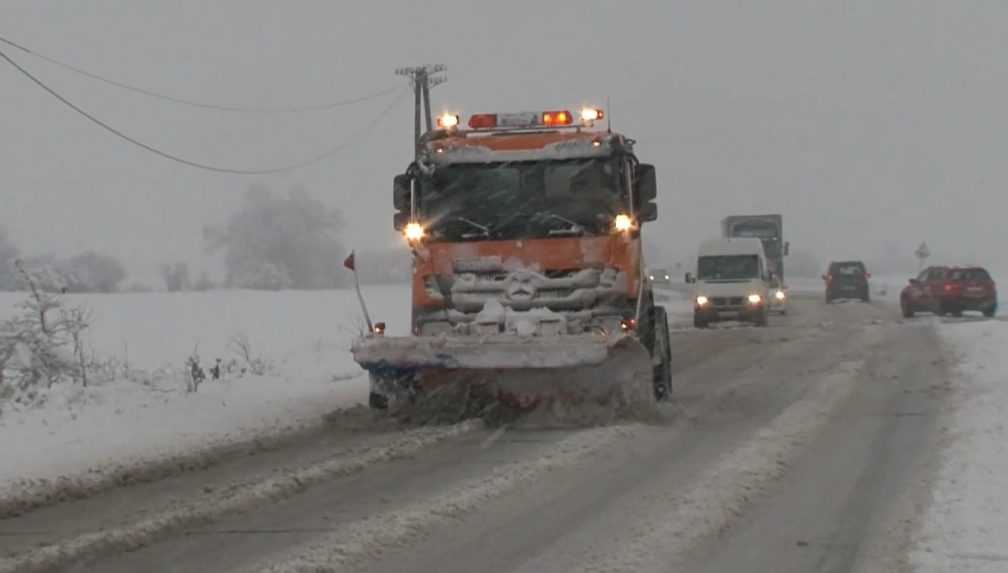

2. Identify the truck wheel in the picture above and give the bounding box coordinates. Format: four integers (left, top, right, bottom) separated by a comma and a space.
652, 307, 673, 401
693, 313, 709, 329
368, 391, 388, 410
984, 303, 997, 318
755, 307, 768, 327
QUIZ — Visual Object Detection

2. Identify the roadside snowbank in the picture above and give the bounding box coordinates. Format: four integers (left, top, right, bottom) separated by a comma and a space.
911, 320, 1008, 571
0, 285, 410, 508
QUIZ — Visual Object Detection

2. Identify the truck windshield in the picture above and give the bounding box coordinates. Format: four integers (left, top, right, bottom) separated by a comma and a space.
729, 222, 781, 257
419, 159, 624, 241
698, 255, 760, 280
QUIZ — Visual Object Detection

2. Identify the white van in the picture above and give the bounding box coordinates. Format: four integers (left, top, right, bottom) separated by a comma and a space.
686, 238, 772, 328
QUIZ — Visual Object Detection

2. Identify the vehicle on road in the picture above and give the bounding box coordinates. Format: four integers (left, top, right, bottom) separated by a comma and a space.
687, 237, 771, 328
824, 260, 871, 303
901, 265, 998, 318
352, 107, 673, 408
722, 214, 789, 314
647, 267, 672, 286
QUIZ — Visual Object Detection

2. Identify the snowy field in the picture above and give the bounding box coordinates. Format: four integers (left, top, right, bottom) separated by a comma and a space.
0, 284, 411, 504
912, 319, 1008, 571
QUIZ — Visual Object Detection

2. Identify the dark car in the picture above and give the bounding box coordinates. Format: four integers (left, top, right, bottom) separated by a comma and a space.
901, 266, 998, 318
823, 261, 871, 303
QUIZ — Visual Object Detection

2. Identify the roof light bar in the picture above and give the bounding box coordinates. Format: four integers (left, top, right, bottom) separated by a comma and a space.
465, 108, 588, 130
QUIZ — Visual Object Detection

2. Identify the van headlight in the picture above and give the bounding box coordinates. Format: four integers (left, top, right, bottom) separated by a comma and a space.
747, 293, 762, 304
696, 295, 709, 306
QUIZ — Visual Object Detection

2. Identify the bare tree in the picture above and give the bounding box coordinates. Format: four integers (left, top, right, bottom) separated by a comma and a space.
0, 227, 18, 292
205, 185, 344, 290
160, 262, 191, 292
57, 252, 127, 292
228, 333, 268, 376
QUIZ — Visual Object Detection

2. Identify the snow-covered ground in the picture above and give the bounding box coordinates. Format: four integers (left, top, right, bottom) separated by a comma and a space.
0, 284, 410, 505
912, 319, 1008, 571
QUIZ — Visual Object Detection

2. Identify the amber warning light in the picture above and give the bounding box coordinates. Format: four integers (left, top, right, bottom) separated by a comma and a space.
542, 110, 572, 126
580, 108, 604, 122
436, 113, 460, 129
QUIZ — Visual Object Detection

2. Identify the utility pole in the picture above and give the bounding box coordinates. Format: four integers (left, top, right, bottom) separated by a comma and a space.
395, 65, 446, 159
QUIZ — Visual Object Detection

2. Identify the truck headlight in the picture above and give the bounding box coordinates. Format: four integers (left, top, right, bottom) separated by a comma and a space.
747, 293, 762, 304
774, 289, 786, 301
696, 295, 709, 306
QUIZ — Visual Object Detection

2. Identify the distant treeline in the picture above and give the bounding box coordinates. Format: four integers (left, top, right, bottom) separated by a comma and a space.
1, 185, 409, 293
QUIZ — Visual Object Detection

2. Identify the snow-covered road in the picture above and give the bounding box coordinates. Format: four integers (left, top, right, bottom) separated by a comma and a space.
0, 293, 968, 572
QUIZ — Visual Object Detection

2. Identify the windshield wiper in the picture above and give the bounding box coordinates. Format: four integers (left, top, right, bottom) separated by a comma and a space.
454, 216, 491, 239
541, 212, 585, 236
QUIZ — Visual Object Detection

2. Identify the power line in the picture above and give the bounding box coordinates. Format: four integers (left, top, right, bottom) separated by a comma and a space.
0, 34, 399, 113
0, 46, 409, 175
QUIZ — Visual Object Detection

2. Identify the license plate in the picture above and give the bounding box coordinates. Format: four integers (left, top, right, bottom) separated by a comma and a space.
967, 287, 984, 294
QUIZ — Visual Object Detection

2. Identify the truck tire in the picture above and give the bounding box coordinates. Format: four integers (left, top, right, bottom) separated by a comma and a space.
652, 307, 673, 401
693, 313, 709, 329
368, 391, 388, 410
984, 303, 997, 318
754, 306, 768, 327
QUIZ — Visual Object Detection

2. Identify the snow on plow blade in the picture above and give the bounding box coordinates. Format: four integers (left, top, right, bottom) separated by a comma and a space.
352, 333, 618, 370
352, 334, 655, 412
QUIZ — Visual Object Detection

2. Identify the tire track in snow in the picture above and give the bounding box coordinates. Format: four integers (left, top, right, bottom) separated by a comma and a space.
0, 421, 481, 573
254, 424, 645, 573
566, 359, 868, 573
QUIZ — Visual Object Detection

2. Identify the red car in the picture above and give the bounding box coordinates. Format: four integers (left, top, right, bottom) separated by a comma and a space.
900, 265, 998, 318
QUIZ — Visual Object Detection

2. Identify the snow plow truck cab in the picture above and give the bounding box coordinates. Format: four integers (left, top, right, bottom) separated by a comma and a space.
352, 108, 672, 410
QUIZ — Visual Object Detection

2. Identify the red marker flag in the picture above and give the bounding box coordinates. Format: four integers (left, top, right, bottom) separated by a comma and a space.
343, 251, 355, 271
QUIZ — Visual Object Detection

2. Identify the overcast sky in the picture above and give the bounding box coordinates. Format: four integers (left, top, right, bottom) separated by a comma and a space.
2, 1, 1006, 282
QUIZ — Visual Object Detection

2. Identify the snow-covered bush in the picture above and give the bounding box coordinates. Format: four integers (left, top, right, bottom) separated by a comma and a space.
228, 333, 269, 376
0, 261, 92, 407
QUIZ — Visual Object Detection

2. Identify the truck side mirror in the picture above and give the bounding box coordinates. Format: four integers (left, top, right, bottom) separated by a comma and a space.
637, 202, 657, 222
634, 164, 657, 222
783, 241, 790, 256
393, 174, 413, 230
685, 272, 695, 284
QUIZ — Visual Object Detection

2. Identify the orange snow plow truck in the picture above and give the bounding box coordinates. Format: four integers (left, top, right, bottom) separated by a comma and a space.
352, 107, 671, 410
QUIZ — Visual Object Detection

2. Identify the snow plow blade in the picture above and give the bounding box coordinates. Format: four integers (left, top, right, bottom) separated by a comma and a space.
352, 334, 655, 411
